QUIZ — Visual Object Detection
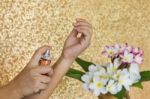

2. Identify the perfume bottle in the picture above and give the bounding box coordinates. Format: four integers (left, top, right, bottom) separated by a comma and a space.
39, 50, 51, 66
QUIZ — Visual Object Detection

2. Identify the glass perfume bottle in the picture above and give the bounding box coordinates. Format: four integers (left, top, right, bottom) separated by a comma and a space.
39, 50, 51, 66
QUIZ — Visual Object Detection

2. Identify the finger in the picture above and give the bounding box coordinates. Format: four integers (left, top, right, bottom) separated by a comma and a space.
76, 18, 90, 25
35, 75, 51, 84
69, 28, 78, 37
37, 83, 47, 92
31, 66, 52, 76
39, 83, 47, 90
28, 45, 52, 67
76, 19, 90, 24
73, 21, 92, 28
76, 18, 86, 22
75, 26, 92, 36
80, 34, 91, 47
76, 27, 92, 45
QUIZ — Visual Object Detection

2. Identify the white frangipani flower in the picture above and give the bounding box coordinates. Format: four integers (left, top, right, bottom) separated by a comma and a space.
129, 63, 139, 74
81, 72, 93, 90
129, 63, 141, 83
102, 46, 119, 58
94, 67, 109, 84
113, 69, 133, 91
107, 58, 121, 74
89, 77, 107, 96
106, 80, 118, 94
88, 64, 98, 72
95, 65, 106, 74
121, 50, 134, 63
89, 64, 108, 78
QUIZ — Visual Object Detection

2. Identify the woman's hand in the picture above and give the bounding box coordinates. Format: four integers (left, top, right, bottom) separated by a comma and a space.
2, 46, 53, 99
21, 18, 93, 99
62, 18, 93, 60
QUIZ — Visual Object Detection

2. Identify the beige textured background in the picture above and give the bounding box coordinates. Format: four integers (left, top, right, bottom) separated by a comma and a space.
0, 0, 150, 99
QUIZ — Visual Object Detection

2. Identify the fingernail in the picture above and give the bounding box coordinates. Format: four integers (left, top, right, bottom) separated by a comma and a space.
73, 22, 77, 26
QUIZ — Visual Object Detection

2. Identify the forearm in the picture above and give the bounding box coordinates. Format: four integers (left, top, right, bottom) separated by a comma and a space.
23, 18, 92, 99
0, 81, 22, 99
25, 56, 75, 99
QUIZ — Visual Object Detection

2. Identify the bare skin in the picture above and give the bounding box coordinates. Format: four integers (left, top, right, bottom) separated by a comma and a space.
0, 46, 53, 99
0, 18, 92, 99
24, 18, 93, 99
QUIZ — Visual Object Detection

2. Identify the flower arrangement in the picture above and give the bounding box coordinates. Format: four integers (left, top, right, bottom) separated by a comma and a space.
66, 44, 150, 99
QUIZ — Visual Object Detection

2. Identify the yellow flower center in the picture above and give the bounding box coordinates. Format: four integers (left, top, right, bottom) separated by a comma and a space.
107, 86, 111, 90
116, 74, 120, 79
113, 66, 117, 71
90, 79, 93, 83
99, 75, 107, 79
125, 56, 129, 61
96, 82, 102, 88
108, 50, 113, 55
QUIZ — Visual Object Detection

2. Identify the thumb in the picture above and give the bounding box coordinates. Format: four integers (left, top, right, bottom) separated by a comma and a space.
28, 45, 51, 67
69, 28, 78, 37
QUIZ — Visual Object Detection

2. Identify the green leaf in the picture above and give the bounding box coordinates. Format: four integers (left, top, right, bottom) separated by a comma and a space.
132, 82, 143, 89
114, 88, 126, 99
66, 68, 85, 81
140, 71, 150, 82
75, 57, 95, 71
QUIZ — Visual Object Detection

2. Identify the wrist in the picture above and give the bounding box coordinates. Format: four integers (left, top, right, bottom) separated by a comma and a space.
60, 55, 75, 63
7, 80, 23, 99
61, 52, 76, 62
